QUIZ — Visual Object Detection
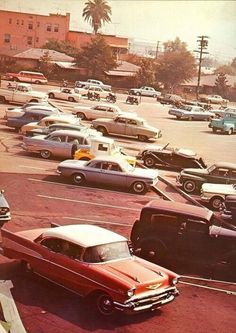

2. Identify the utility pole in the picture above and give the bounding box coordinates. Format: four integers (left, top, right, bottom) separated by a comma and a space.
194, 36, 209, 100
155, 40, 160, 59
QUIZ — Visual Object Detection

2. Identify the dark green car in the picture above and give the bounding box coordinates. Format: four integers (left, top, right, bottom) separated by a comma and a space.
177, 162, 236, 193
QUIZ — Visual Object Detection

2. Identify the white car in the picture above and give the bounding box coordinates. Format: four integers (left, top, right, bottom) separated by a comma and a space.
72, 103, 125, 120
48, 88, 81, 102
205, 95, 228, 105
75, 85, 112, 99
168, 105, 215, 120
201, 183, 236, 210
4, 104, 60, 119
20, 114, 79, 135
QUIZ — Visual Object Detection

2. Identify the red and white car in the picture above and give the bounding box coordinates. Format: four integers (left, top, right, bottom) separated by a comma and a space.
1, 224, 179, 315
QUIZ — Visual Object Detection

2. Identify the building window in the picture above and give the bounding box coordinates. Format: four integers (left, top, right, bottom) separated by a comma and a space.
9, 18, 12, 24
54, 24, 59, 32
27, 36, 33, 45
4, 34, 11, 43
46, 24, 52, 32
28, 22, 33, 30
36, 37, 39, 43
16, 19, 19, 25
21, 20, 24, 25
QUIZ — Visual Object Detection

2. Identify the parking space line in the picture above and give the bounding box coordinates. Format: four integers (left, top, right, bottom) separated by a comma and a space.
20, 165, 48, 170
37, 194, 140, 211
63, 216, 131, 227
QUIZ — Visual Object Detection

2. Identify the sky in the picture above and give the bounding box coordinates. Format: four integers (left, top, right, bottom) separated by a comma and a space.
0, 0, 235, 63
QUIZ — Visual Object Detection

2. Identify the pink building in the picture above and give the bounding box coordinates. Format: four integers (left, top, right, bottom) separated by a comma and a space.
0, 10, 70, 49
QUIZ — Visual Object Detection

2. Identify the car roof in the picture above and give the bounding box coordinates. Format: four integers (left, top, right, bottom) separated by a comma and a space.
89, 155, 126, 163
94, 103, 120, 110
42, 224, 126, 247
116, 114, 144, 121
49, 129, 89, 137
143, 200, 213, 221
90, 136, 114, 144
41, 114, 76, 121
213, 162, 236, 169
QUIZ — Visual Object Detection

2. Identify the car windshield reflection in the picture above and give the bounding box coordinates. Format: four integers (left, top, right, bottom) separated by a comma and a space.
83, 241, 131, 263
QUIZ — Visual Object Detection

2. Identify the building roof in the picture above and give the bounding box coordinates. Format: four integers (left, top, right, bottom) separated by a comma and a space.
182, 75, 236, 87
15, 48, 74, 62
105, 60, 140, 77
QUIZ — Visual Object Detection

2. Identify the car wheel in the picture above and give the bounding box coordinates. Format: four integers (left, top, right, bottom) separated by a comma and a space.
97, 126, 108, 136
212, 128, 217, 133
176, 116, 181, 120
188, 116, 194, 121
95, 293, 115, 316
48, 93, 55, 99
29, 99, 38, 103
183, 179, 197, 193
35, 80, 40, 84
131, 181, 147, 194
137, 135, 148, 142
137, 239, 167, 265
144, 156, 156, 168
226, 128, 233, 135
68, 96, 75, 102
40, 150, 51, 159
72, 173, 85, 185
153, 94, 157, 98
76, 112, 86, 120
210, 196, 224, 210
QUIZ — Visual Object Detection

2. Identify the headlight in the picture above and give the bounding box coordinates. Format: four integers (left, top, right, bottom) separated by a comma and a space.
172, 277, 179, 286
127, 288, 135, 297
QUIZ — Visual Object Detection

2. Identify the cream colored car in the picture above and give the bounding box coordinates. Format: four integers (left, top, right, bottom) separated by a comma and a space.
20, 114, 80, 135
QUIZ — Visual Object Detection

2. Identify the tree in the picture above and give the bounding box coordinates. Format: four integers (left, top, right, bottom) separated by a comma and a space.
76, 35, 116, 78
82, 0, 112, 34
215, 73, 229, 97
135, 58, 157, 88
41, 39, 79, 57
156, 38, 196, 92
38, 51, 55, 76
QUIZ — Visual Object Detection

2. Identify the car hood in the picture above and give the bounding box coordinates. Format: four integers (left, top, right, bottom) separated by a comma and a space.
202, 183, 236, 194
130, 167, 158, 179
101, 257, 169, 289
182, 168, 208, 176
74, 106, 91, 111
58, 159, 87, 168
23, 134, 47, 142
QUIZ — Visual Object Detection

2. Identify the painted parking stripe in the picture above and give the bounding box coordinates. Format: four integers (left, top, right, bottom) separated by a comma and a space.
37, 194, 140, 211
63, 216, 131, 227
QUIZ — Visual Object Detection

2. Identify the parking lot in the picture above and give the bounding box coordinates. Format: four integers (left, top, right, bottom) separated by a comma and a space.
0, 84, 236, 333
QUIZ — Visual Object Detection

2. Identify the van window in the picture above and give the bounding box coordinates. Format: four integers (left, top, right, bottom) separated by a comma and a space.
150, 214, 179, 232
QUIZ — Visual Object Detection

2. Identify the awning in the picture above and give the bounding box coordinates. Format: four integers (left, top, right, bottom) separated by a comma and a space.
53, 61, 79, 69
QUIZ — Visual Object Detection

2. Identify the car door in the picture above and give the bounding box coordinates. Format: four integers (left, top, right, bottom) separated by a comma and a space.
99, 161, 126, 187
38, 238, 91, 295
125, 118, 139, 137
110, 117, 127, 135
45, 133, 67, 157
84, 160, 104, 183
228, 169, 236, 184
93, 105, 107, 118
208, 166, 231, 184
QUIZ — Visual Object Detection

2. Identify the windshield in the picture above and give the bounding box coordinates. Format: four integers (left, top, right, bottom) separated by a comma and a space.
83, 241, 131, 263
207, 164, 216, 173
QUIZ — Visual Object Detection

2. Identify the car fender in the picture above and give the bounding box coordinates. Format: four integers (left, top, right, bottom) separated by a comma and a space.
223, 122, 234, 130
181, 173, 206, 183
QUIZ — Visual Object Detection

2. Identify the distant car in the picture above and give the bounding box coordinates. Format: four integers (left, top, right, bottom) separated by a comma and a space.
0, 190, 11, 227
6, 109, 60, 132
72, 103, 125, 120
177, 162, 236, 193
20, 114, 79, 135
4, 102, 54, 119
137, 143, 207, 170
1, 224, 179, 315
200, 95, 228, 105
201, 183, 236, 210
26, 122, 102, 138
48, 88, 81, 102
157, 94, 184, 105
131, 200, 236, 269
129, 86, 161, 98
168, 105, 215, 120
57, 156, 159, 194
22, 129, 91, 159
75, 79, 111, 91
92, 114, 162, 142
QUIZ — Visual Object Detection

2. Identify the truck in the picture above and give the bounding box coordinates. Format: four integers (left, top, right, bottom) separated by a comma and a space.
75, 79, 111, 91
0, 83, 48, 105
129, 86, 161, 98
209, 109, 236, 135
73, 136, 136, 166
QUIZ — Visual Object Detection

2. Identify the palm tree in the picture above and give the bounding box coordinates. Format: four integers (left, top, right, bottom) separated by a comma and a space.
82, 0, 112, 34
